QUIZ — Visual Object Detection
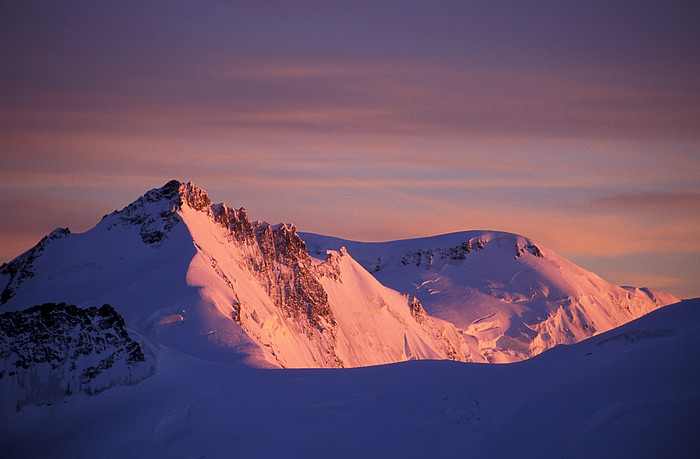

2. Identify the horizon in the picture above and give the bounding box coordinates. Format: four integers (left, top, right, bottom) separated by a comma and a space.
1, 1, 698, 299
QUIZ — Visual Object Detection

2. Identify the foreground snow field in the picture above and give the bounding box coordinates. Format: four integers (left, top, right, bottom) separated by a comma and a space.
1, 298, 698, 458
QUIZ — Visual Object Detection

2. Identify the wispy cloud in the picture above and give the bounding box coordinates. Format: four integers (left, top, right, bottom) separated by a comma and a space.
583, 191, 700, 214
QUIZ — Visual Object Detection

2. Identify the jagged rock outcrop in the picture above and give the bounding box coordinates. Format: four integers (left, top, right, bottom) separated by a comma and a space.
250, 223, 335, 330
407, 295, 428, 324
0, 303, 154, 409
399, 240, 486, 268
515, 243, 543, 258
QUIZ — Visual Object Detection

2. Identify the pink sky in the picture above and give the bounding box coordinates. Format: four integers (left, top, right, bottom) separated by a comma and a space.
1, 1, 699, 298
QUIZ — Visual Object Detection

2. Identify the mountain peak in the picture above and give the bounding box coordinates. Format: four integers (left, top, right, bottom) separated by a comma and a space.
97, 180, 215, 244
141, 180, 212, 211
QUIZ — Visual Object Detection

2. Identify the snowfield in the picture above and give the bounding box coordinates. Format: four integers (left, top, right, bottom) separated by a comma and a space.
1, 298, 698, 457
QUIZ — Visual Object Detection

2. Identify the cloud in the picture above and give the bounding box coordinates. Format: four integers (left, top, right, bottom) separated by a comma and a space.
583, 191, 700, 214
3, 53, 698, 143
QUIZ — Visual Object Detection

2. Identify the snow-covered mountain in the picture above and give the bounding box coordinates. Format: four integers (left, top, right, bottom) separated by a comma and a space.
0, 180, 677, 369
0, 181, 475, 368
303, 232, 678, 362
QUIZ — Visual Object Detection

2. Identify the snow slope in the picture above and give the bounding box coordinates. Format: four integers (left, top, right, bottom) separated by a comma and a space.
0, 181, 469, 368
1, 297, 698, 458
302, 232, 678, 362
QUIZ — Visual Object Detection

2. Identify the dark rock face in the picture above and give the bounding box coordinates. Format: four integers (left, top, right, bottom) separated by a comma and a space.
408, 295, 428, 324
0, 303, 154, 408
212, 204, 255, 243
0, 228, 70, 305
399, 240, 486, 268
317, 251, 342, 281
515, 243, 543, 258
176, 181, 213, 211
383, 238, 542, 270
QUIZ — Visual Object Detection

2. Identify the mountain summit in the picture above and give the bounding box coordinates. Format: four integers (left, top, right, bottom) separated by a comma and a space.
0, 180, 678, 367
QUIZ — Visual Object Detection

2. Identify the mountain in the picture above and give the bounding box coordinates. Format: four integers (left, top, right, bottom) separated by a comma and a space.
0, 180, 677, 368
2, 297, 698, 457
0, 181, 475, 368
302, 231, 678, 362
